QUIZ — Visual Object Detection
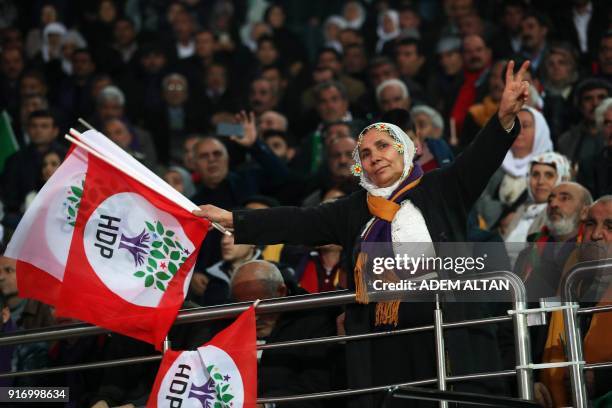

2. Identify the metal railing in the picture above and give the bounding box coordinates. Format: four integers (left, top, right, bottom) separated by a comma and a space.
0, 267, 610, 406
559, 258, 612, 408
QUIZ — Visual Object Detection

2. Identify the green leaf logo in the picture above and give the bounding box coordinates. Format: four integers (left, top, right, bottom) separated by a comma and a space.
64, 178, 85, 228
132, 220, 191, 292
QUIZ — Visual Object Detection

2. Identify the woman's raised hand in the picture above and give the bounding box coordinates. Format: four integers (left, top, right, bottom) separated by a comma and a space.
498, 60, 531, 130
193, 204, 234, 229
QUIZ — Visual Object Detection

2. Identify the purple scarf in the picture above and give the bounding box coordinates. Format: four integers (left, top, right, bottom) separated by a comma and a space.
361, 163, 424, 244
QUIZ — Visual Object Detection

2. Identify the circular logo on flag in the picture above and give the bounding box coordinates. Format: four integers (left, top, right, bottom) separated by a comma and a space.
158, 346, 245, 408
83, 192, 195, 307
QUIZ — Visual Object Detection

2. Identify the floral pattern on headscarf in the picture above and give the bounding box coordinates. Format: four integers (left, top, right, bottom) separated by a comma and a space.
526, 152, 571, 201
352, 122, 416, 197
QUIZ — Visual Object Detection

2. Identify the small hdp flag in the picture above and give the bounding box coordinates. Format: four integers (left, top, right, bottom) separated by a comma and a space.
148, 305, 257, 408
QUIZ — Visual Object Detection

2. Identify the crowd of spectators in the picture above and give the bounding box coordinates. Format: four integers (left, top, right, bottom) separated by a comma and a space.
0, 0, 611, 407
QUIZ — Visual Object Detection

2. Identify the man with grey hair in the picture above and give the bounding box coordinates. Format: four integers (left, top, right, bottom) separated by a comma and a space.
314, 80, 352, 125
513, 181, 593, 391
579, 97, 612, 197
376, 78, 411, 113
94, 85, 159, 169
230, 260, 339, 407
249, 77, 279, 116
516, 182, 593, 299
145, 72, 204, 163
96, 85, 125, 121
296, 80, 363, 176
191, 129, 289, 267
411, 105, 445, 139
545, 182, 592, 238
258, 110, 288, 134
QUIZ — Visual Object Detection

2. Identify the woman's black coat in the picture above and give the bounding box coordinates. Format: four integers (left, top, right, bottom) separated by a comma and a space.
234, 115, 520, 407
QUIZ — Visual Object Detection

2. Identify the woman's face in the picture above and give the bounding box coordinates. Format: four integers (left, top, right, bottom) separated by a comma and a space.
529, 163, 557, 203
344, 3, 361, 22
256, 41, 278, 65
267, 6, 285, 29
42, 152, 61, 181
511, 110, 535, 158
359, 128, 405, 188
99, 0, 117, 23
164, 170, 184, 193
383, 14, 396, 34
325, 23, 340, 41
41, 5, 58, 26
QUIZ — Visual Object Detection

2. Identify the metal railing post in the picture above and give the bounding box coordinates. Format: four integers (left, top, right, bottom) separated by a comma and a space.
562, 302, 587, 408
512, 294, 533, 401
458, 271, 533, 400
434, 294, 448, 408
559, 258, 612, 408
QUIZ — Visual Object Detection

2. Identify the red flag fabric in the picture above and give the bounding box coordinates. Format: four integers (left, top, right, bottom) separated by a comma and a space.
6, 147, 88, 306
148, 306, 257, 408
55, 153, 209, 348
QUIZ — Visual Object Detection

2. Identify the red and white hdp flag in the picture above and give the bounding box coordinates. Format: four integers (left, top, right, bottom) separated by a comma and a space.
5, 146, 88, 306
6, 129, 210, 348
54, 149, 209, 348
148, 305, 257, 408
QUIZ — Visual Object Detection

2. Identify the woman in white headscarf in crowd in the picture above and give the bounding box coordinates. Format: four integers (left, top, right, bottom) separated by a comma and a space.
504, 152, 571, 242
25, 4, 59, 58
343, 1, 366, 30
59, 30, 87, 75
196, 61, 532, 408
376, 9, 400, 53
323, 15, 346, 53
476, 106, 553, 228
40, 22, 66, 63
240, 21, 271, 52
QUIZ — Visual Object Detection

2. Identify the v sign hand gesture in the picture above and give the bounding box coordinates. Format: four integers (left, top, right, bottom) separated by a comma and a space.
498, 60, 531, 130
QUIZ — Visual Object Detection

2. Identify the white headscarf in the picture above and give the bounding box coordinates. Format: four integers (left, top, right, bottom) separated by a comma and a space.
376, 10, 400, 53
41, 22, 66, 62
59, 29, 87, 74
352, 122, 433, 245
505, 152, 571, 242
501, 106, 553, 178
343, 1, 366, 30
526, 152, 571, 201
352, 122, 416, 197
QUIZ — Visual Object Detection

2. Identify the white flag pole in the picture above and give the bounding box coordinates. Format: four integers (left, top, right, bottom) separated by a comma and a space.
72, 122, 222, 228
69, 128, 197, 212
163, 336, 171, 353
64, 133, 230, 236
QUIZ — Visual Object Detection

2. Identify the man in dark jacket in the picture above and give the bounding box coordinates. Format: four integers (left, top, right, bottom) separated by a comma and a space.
558, 78, 610, 166
231, 260, 340, 408
191, 116, 289, 269
1, 110, 66, 217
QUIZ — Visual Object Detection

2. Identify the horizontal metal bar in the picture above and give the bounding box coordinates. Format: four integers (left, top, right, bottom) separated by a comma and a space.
0, 326, 520, 379
0, 355, 162, 379
577, 304, 612, 315
446, 369, 516, 383
442, 315, 512, 329
584, 361, 612, 370
258, 378, 437, 404
258, 370, 520, 404
561, 259, 612, 303
0, 291, 356, 347
393, 385, 538, 407
0, 291, 514, 348
259, 324, 434, 350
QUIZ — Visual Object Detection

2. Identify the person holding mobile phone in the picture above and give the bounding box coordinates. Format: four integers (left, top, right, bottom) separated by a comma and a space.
190, 111, 290, 268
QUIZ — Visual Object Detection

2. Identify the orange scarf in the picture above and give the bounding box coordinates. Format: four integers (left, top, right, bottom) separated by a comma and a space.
354, 177, 422, 326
